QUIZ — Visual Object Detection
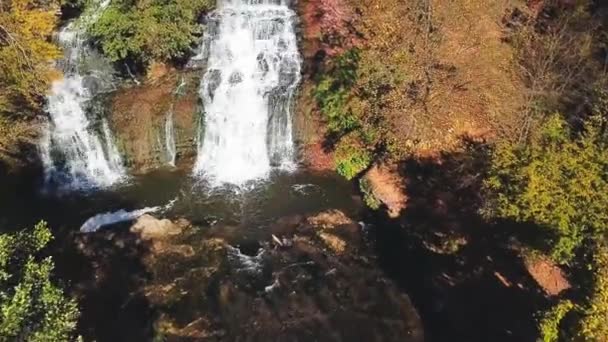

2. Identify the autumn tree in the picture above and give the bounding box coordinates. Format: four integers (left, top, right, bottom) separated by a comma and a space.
0, 0, 61, 117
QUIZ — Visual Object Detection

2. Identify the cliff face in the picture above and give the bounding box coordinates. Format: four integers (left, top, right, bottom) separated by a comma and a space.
108, 68, 200, 173
292, 0, 342, 171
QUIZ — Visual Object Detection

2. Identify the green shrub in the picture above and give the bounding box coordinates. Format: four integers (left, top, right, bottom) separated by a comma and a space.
580, 244, 608, 341
314, 49, 361, 136
314, 47, 406, 181
335, 143, 372, 180
359, 177, 381, 210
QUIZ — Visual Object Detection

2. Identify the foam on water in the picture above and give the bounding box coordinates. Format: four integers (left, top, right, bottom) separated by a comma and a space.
80, 199, 177, 233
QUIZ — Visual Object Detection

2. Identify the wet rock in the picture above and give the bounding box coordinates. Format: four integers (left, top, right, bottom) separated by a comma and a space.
85, 210, 423, 341
269, 214, 304, 236
228, 71, 243, 84
317, 231, 346, 254
156, 316, 222, 339
130, 214, 182, 240
150, 242, 195, 257
108, 70, 199, 173
206, 69, 222, 99
307, 209, 354, 228
304, 210, 363, 253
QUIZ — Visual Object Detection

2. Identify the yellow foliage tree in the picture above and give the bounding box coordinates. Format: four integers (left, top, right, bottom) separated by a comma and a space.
0, 0, 61, 116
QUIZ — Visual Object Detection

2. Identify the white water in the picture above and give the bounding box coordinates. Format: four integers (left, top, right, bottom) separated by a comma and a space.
40, 0, 126, 189
165, 110, 177, 166
227, 245, 266, 273
80, 199, 177, 233
194, 0, 302, 185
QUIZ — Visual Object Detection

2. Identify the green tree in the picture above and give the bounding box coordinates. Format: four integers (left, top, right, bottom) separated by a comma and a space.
0, 222, 79, 341
89, 0, 214, 66
580, 242, 608, 341
484, 114, 608, 264
484, 114, 608, 340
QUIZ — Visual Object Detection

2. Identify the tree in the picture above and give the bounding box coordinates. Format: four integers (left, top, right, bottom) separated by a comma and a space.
0, 0, 61, 116
484, 113, 608, 340
89, 0, 213, 67
0, 222, 79, 341
484, 114, 608, 264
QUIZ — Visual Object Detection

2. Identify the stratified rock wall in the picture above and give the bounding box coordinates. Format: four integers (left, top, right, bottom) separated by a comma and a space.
108, 69, 200, 173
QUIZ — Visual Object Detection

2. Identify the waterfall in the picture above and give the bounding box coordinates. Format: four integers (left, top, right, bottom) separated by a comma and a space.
40, 0, 126, 189
165, 110, 177, 166
193, 0, 302, 186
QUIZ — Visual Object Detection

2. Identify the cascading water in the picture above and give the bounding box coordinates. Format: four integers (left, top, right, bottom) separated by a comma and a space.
165, 110, 177, 166
39, 0, 126, 189
193, 0, 302, 185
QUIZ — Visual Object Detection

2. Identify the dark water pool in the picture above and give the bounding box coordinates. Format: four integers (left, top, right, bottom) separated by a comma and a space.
0, 168, 362, 239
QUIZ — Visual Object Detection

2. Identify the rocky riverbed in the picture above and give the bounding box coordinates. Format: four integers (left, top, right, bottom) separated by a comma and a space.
71, 210, 423, 341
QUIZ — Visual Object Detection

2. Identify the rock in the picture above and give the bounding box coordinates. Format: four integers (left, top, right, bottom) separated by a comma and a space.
362, 164, 407, 217
156, 316, 221, 339
305, 210, 362, 254
150, 242, 195, 257
108, 70, 199, 173
524, 254, 571, 296
307, 209, 354, 229
130, 214, 182, 240
318, 232, 347, 254
146, 62, 172, 83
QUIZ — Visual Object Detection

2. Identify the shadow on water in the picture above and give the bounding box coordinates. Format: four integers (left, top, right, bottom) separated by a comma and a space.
369, 137, 552, 342
0, 167, 156, 341
54, 225, 155, 341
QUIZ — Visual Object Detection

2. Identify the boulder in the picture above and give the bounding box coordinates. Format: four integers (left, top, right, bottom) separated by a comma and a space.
130, 214, 182, 240
524, 254, 571, 296
305, 210, 362, 254
362, 164, 407, 217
